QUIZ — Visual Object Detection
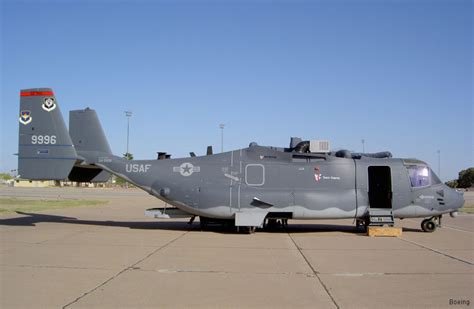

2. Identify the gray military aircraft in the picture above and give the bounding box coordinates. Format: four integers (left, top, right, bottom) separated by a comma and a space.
17, 88, 464, 233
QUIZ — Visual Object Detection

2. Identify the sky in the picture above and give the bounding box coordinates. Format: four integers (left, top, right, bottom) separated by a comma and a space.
1, 0, 472, 181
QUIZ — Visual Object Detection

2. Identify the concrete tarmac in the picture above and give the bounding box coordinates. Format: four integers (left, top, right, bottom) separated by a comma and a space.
1, 187, 473, 308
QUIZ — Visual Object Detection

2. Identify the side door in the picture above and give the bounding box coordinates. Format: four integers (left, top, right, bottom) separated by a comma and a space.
368, 166, 392, 210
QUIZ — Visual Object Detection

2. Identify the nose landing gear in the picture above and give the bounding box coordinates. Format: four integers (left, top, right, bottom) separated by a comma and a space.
356, 218, 369, 232
421, 215, 442, 233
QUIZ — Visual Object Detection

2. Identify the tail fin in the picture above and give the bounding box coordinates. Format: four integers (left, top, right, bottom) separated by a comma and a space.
18, 88, 112, 182
18, 88, 77, 180
67, 108, 112, 182
69, 108, 112, 156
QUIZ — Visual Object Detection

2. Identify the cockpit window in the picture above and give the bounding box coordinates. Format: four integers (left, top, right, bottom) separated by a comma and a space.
407, 165, 430, 187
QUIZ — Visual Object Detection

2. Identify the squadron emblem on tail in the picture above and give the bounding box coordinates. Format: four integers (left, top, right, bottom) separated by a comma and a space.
19, 110, 32, 125
42, 97, 56, 112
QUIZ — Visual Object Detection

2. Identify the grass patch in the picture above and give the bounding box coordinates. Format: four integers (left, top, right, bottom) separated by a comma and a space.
0, 198, 108, 215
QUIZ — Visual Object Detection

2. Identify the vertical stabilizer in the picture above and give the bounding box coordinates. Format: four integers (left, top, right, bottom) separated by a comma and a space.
18, 88, 77, 180
67, 108, 113, 182
69, 108, 112, 156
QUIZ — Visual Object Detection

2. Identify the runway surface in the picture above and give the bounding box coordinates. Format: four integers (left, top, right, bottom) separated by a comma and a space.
1, 187, 473, 308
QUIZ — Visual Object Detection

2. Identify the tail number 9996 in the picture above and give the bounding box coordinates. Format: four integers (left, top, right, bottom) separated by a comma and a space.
31, 135, 57, 145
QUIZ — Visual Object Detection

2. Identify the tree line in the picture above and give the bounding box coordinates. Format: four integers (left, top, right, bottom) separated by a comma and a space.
445, 168, 474, 189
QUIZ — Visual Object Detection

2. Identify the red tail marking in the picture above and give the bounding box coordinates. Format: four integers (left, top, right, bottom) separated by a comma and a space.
20, 91, 54, 97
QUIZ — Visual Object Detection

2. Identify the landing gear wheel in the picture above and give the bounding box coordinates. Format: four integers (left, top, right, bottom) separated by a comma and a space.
356, 218, 369, 231
242, 226, 257, 234
421, 219, 436, 233
265, 219, 279, 230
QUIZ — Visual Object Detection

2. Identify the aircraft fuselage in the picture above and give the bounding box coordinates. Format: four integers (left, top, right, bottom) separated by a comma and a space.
94, 145, 463, 221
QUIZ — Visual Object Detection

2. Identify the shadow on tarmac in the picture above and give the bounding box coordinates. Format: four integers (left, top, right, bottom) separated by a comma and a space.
0, 212, 191, 231
0, 211, 423, 234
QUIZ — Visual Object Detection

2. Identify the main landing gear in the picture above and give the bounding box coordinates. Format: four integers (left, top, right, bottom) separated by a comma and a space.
199, 216, 234, 231
199, 217, 257, 234
421, 215, 442, 233
263, 218, 288, 229
241, 226, 257, 234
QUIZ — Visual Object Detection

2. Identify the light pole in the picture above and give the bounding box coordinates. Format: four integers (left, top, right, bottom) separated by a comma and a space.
219, 124, 225, 153
437, 150, 441, 178
125, 111, 132, 156
361, 139, 365, 153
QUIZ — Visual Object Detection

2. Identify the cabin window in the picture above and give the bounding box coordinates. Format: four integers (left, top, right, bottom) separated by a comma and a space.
407, 165, 430, 187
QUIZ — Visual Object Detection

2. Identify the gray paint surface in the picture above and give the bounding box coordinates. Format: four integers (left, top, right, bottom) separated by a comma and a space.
17, 88, 465, 227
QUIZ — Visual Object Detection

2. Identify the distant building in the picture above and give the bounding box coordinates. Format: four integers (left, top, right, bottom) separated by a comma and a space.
13, 179, 54, 188
12, 179, 107, 188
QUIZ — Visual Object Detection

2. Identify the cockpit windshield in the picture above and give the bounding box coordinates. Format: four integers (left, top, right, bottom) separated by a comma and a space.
407, 165, 430, 187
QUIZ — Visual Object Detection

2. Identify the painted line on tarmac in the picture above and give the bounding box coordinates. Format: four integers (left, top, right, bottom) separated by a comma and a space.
441, 225, 474, 234
0, 264, 110, 271
62, 231, 191, 308
288, 232, 339, 309
329, 272, 474, 277
146, 268, 313, 276
399, 237, 473, 266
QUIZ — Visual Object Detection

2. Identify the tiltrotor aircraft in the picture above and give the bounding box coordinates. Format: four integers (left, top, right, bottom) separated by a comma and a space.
17, 88, 464, 233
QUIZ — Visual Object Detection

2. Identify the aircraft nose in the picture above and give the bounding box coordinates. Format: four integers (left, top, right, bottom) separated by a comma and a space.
449, 190, 464, 210
445, 189, 464, 211
456, 190, 465, 209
